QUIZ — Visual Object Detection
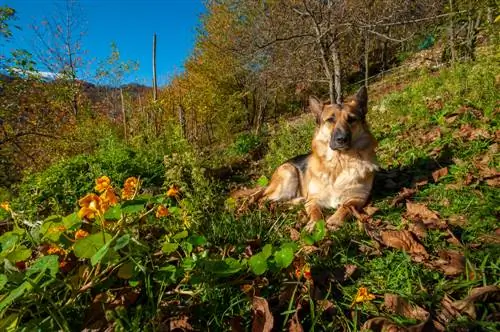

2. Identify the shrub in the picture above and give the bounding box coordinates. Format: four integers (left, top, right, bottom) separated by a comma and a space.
13, 138, 166, 218
263, 117, 316, 173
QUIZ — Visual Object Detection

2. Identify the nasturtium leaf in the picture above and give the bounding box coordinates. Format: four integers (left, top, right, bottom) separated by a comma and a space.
187, 235, 207, 246
26, 255, 59, 278
302, 220, 326, 245
62, 212, 82, 231
172, 230, 188, 240
0, 274, 7, 290
0, 232, 19, 254
181, 241, 193, 255
129, 280, 140, 287
161, 242, 178, 255
274, 247, 294, 269
280, 242, 298, 252
312, 220, 326, 242
103, 205, 121, 220
90, 241, 111, 266
261, 244, 273, 259
40, 219, 66, 242
256, 175, 269, 187
120, 199, 147, 214
181, 257, 195, 271
167, 206, 181, 216
0, 282, 32, 312
6, 246, 31, 263
249, 253, 268, 275
73, 233, 113, 259
113, 234, 130, 251
117, 262, 134, 279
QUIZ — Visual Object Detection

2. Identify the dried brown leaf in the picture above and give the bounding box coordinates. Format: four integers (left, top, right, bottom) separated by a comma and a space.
344, 264, 358, 280
170, 315, 193, 331
364, 205, 380, 216
289, 304, 304, 332
384, 294, 429, 321
361, 317, 406, 332
229, 317, 245, 332
252, 296, 274, 332
406, 202, 439, 221
432, 167, 449, 182
436, 286, 500, 324
407, 220, 427, 239
436, 250, 465, 276
391, 188, 417, 207
380, 230, 429, 258
406, 202, 446, 229
289, 228, 301, 241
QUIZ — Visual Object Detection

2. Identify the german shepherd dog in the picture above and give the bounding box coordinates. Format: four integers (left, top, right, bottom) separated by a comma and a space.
242, 87, 378, 232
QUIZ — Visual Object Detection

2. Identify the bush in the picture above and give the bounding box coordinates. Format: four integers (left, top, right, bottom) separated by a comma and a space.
263, 117, 316, 173
13, 138, 166, 218
226, 132, 263, 157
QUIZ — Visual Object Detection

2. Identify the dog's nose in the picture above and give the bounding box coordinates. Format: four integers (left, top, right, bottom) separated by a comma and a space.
334, 131, 348, 144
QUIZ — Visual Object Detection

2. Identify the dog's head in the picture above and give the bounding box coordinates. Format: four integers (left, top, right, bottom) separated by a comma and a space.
310, 86, 369, 152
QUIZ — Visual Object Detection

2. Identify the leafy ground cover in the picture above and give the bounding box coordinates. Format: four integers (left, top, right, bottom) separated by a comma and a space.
0, 49, 499, 331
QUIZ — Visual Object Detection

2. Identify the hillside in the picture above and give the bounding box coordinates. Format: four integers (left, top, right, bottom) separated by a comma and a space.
0, 45, 498, 331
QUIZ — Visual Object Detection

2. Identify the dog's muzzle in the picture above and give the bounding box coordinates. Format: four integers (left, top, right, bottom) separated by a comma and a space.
330, 129, 351, 151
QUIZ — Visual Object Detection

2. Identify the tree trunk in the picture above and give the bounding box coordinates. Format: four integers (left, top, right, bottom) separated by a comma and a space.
364, 30, 369, 88
331, 43, 342, 104
448, 0, 456, 63
152, 33, 158, 101
120, 88, 127, 141
177, 104, 186, 138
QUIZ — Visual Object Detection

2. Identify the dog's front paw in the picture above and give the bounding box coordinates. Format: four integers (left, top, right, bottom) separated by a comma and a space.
304, 220, 317, 233
326, 214, 344, 231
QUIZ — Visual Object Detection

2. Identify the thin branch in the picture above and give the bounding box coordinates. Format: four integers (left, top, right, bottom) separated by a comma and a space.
366, 29, 415, 43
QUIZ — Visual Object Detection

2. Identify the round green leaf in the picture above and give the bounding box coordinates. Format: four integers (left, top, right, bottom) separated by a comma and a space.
0, 274, 7, 290
274, 247, 294, 269
249, 253, 268, 275
63, 212, 82, 231
74, 233, 113, 259
117, 262, 134, 279
6, 246, 31, 263
162, 242, 179, 255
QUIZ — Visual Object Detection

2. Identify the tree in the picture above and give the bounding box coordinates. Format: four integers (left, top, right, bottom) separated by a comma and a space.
30, 0, 86, 117
95, 43, 139, 141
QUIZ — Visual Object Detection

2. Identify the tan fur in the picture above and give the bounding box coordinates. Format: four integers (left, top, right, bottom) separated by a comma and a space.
260, 87, 378, 232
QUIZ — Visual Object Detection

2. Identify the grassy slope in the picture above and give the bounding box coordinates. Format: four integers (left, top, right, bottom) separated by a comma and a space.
2, 48, 498, 331
198, 47, 499, 331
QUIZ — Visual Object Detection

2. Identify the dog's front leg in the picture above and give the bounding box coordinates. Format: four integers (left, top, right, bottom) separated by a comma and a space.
326, 198, 365, 231
304, 199, 323, 232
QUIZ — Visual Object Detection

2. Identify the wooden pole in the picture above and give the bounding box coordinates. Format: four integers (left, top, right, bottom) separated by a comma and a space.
152, 33, 158, 101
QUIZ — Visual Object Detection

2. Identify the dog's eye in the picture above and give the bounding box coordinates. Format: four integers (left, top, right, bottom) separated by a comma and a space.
347, 116, 357, 124
326, 116, 336, 123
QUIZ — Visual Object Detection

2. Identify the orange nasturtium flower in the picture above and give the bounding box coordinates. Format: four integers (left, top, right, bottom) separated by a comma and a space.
166, 185, 180, 198
48, 225, 66, 234
156, 205, 169, 218
95, 176, 111, 193
75, 229, 90, 240
0, 201, 11, 212
122, 177, 139, 200
353, 287, 376, 305
295, 264, 312, 280
78, 194, 102, 219
100, 188, 119, 211
47, 245, 68, 256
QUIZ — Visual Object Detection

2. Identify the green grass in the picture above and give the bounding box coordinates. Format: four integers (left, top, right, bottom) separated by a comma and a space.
1, 49, 499, 331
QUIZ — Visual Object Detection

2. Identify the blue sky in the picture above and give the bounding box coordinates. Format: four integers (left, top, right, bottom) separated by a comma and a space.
2, 0, 205, 86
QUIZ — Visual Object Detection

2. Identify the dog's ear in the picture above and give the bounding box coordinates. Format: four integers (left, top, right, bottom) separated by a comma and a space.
355, 86, 368, 116
309, 96, 323, 122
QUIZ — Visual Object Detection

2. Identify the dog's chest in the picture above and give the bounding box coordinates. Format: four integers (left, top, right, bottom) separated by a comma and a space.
305, 159, 377, 208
